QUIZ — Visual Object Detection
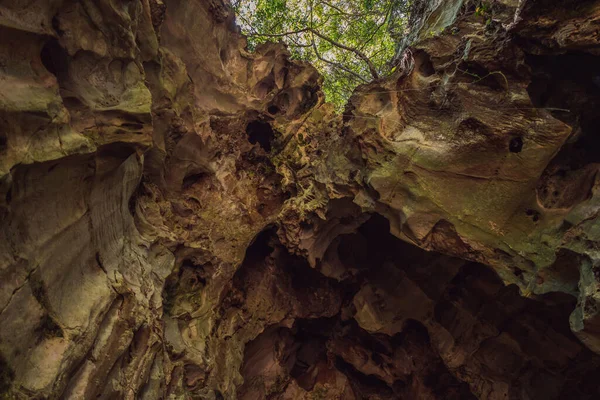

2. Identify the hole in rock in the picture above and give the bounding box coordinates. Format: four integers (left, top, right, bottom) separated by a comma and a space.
40, 39, 67, 77
219, 48, 228, 63
539, 249, 582, 295
246, 120, 275, 152
242, 226, 276, 265
5, 187, 12, 205
416, 51, 435, 77
513, 267, 524, 279
509, 136, 523, 153
525, 208, 540, 222
51, 16, 64, 35
267, 105, 280, 115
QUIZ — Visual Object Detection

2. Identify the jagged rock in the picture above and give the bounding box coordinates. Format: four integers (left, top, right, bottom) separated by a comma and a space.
1, 0, 600, 399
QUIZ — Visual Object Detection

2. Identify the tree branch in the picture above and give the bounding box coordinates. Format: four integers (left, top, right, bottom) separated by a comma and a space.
246, 28, 311, 38
357, 0, 394, 54
318, 0, 383, 18
309, 0, 368, 83
308, 28, 379, 79
315, 51, 370, 83
245, 2, 380, 81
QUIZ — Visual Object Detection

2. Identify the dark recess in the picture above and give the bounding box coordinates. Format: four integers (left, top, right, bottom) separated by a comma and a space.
51, 16, 64, 35
0, 354, 14, 396
246, 120, 275, 152
509, 136, 523, 153
40, 39, 67, 77
242, 226, 276, 265
417, 52, 436, 77
527, 52, 600, 208
231, 213, 600, 399
5, 187, 12, 205
35, 314, 64, 341
527, 52, 600, 165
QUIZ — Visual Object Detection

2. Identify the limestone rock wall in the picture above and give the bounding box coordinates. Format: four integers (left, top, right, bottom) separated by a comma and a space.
1, 0, 600, 399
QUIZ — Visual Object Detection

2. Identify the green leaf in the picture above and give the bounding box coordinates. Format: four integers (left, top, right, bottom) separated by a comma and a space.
235, 0, 409, 110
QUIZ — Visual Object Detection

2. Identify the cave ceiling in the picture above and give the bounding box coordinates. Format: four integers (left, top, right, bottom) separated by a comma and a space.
1, 0, 600, 399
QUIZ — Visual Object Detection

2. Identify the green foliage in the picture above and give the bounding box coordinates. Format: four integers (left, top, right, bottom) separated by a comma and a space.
232, 0, 410, 109
474, 2, 491, 18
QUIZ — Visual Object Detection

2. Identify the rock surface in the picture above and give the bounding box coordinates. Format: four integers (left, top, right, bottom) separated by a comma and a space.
1, 0, 600, 399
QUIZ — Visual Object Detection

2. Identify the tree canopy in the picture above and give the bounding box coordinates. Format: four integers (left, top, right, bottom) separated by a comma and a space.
232, 0, 410, 109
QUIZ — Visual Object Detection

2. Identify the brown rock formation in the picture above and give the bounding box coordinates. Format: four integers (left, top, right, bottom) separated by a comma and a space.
1, 0, 600, 399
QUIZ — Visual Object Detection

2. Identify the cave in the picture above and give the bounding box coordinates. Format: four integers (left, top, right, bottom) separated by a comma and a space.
40, 39, 61, 76
230, 214, 600, 399
1, 0, 600, 399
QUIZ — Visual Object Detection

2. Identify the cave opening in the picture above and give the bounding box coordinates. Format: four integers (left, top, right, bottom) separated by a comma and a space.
509, 136, 523, 153
242, 226, 276, 265
527, 52, 600, 209
40, 39, 59, 76
246, 120, 275, 152
235, 214, 479, 398
232, 212, 600, 399
40, 39, 68, 78
415, 50, 436, 77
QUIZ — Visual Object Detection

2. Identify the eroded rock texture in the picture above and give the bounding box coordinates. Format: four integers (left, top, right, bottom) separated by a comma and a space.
1, 0, 600, 399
